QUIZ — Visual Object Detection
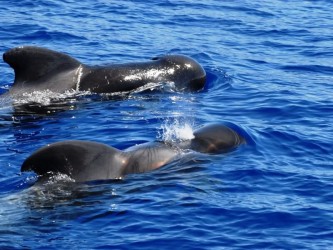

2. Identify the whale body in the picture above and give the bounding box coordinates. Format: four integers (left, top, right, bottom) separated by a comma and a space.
3, 46, 206, 95
21, 124, 244, 182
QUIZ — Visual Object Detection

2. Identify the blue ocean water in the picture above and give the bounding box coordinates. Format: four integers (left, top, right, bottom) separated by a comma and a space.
1, 0, 333, 249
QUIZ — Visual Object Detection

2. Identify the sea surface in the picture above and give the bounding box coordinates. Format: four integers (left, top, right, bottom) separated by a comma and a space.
0, 0, 332, 249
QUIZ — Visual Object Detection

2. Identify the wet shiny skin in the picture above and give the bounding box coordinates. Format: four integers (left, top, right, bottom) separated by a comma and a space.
21, 124, 244, 182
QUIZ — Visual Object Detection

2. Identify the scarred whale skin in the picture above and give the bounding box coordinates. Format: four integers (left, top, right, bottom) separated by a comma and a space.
3, 46, 206, 94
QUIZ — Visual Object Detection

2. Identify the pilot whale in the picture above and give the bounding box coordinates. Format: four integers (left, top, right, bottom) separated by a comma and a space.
21, 124, 244, 182
3, 46, 206, 95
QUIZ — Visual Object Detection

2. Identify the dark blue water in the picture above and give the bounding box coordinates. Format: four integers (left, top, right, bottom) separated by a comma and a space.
1, 0, 333, 249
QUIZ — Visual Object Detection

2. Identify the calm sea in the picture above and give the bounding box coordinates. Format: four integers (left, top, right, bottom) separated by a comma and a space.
0, 0, 332, 249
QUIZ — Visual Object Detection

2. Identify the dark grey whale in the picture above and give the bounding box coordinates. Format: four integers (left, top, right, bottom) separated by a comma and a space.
3, 46, 206, 95
21, 124, 244, 182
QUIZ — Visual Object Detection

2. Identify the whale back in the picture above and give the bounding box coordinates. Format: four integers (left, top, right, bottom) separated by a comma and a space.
21, 140, 124, 182
3, 46, 81, 89
122, 142, 178, 175
78, 54, 206, 93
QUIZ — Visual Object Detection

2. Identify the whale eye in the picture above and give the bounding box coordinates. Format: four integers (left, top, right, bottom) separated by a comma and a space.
151, 57, 160, 61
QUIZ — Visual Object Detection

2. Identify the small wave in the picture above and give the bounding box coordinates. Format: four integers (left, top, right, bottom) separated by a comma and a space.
280, 64, 333, 75
17, 30, 85, 42
0, 92, 13, 111
12, 89, 89, 106
10, 89, 93, 116
43, 172, 75, 184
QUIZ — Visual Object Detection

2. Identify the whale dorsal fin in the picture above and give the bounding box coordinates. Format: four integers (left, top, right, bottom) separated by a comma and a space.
3, 46, 81, 86
21, 140, 123, 182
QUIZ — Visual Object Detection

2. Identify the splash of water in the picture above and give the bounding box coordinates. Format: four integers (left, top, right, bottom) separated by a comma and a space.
12, 89, 89, 106
159, 118, 195, 143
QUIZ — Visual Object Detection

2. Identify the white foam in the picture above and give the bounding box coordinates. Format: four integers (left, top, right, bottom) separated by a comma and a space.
12, 89, 90, 106
44, 172, 75, 184
159, 119, 195, 142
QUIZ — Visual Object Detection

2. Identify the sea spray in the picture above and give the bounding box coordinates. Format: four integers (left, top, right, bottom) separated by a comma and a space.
12, 89, 90, 106
159, 118, 195, 143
